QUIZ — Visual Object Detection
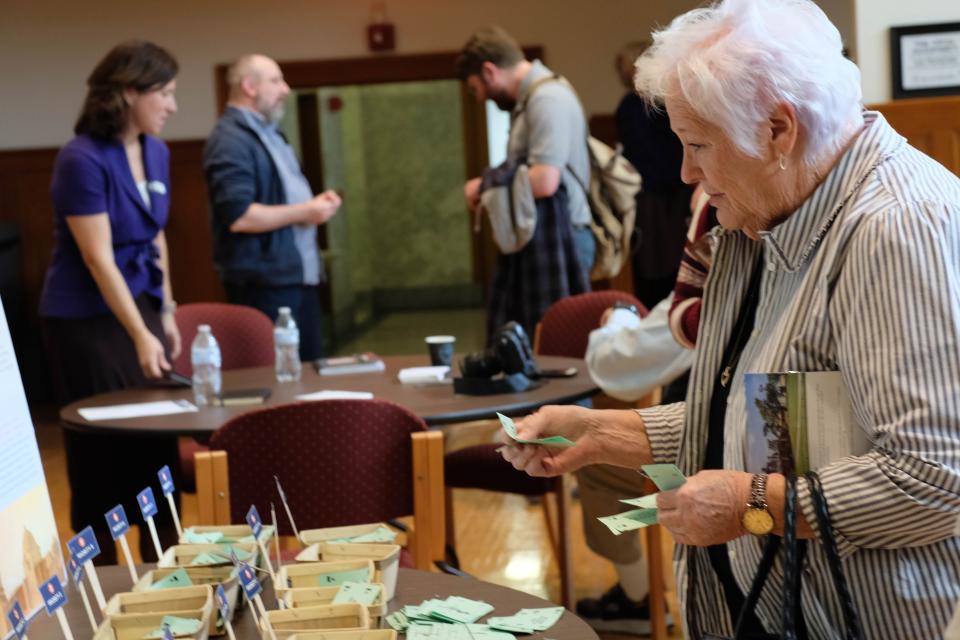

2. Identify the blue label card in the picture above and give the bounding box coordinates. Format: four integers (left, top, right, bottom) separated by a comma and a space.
68, 556, 85, 586
215, 584, 231, 622
228, 547, 240, 568
238, 563, 262, 599
245, 505, 263, 539
6, 601, 28, 639
67, 527, 100, 564
138, 487, 159, 520
39, 575, 67, 615
68, 526, 102, 564
158, 465, 176, 496
104, 504, 131, 540
163, 623, 175, 640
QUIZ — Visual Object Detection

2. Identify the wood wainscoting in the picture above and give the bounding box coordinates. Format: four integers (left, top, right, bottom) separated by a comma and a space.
0, 139, 224, 317
872, 96, 960, 176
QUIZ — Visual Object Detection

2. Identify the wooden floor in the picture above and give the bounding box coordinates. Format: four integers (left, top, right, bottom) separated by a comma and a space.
35, 408, 683, 639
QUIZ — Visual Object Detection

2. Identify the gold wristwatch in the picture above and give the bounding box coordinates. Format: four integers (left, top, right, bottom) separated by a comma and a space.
742, 473, 775, 535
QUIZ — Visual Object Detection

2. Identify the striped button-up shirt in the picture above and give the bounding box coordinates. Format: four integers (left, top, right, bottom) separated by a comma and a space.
640, 111, 960, 639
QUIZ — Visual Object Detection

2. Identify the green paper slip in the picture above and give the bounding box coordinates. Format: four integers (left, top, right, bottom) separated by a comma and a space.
487, 616, 535, 633
317, 567, 371, 586
407, 622, 512, 640
148, 568, 194, 590
498, 412, 576, 448
514, 606, 565, 630
641, 463, 687, 491
429, 595, 495, 624
598, 508, 659, 535
143, 615, 203, 638
190, 552, 230, 566
219, 545, 253, 561
386, 611, 409, 632
464, 625, 517, 640
620, 494, 659, 509
332, 581, 381, 605
182, 529, 224, 544
330, 525, 397, 544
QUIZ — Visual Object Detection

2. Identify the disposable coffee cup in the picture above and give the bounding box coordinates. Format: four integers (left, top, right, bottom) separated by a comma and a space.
425, 335, 456, 367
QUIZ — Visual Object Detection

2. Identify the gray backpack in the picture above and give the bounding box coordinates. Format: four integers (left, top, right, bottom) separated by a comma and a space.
521, 75, 642, 280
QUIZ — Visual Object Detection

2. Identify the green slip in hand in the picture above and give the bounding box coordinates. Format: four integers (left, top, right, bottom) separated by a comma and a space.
641, 463, 686, 491
498, 412, 575, 448
620, 494, 659, 509
598, 508, 659, 535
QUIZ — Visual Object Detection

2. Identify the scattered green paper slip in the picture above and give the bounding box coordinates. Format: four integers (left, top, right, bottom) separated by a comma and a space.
488, 606, 564, 633
317, 567, 371, 586
386, 610, 409, 631
182, 529, 224, 544
641, 463, 686, 491
497, 412, 576, 447
332, 581, 381, 605
142, 615, 202, 638
406, 622, 514, 639
620, 494, 659, 509
598, 508, 659, 535
148, 568, 193, 590
423, 595, 494, 623
486, 617, 534, 633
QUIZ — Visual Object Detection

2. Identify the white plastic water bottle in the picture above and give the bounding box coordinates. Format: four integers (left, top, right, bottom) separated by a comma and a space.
191, 324, 222, 406
274, 306, 302, 382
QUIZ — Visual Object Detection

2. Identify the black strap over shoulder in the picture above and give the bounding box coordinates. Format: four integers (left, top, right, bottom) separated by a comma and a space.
806, 471, 864, 640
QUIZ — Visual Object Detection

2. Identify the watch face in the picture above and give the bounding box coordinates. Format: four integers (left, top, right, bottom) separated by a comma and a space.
742, 507, 775, 535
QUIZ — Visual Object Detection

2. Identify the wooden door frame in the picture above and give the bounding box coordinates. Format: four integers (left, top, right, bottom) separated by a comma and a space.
213, 48, 543, 290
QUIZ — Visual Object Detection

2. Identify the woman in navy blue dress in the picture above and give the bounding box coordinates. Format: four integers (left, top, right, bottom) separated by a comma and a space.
40, 41, 181, 564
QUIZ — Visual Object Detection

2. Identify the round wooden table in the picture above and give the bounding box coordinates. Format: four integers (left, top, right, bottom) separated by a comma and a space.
25, 565, 600, 639
60, 354, 597, 437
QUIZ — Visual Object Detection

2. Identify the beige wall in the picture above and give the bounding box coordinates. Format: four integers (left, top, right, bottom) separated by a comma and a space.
0, 0, 709, 151
853, 0, 960, 103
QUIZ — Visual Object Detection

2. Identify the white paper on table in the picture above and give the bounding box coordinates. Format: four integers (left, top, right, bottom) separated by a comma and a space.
295, 390, 374, 401
397, 366, 452, 385
78, 399, 198, 421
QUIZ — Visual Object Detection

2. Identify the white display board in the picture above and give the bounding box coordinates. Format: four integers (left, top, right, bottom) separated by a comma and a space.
0, 296, 65, 638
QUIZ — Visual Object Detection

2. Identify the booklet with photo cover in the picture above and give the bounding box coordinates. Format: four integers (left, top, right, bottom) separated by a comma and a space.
744, 371, 872, 475
314, 352, 386, 376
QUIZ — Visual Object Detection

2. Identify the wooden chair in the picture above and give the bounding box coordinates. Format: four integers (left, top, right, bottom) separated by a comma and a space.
194, 399, 446, 570
445, 291, 664, 621
173, 302, 275, 492
534, 291, 668, 639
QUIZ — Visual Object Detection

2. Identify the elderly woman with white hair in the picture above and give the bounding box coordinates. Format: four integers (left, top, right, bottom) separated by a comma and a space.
501, 0, 960, 637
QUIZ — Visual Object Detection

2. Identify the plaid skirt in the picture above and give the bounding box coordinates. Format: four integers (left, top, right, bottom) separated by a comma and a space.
486, 187, 590, 338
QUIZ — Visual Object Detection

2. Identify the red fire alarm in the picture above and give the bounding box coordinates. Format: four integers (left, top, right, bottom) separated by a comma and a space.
367, 3, 395, 52
368, 23, 395, 51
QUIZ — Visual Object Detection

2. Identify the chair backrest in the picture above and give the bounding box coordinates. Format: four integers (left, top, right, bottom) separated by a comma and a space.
208, 399, 429, 533
173, 302, 275, 375
535, 291, 647, 358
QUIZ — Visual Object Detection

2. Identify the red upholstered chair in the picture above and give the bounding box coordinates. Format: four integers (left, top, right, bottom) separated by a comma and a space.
172, 302, 275, 376
173, 303, 275, 491
194, 399, 446, 570
533, 290, 647, 359
445, 291, 661, 616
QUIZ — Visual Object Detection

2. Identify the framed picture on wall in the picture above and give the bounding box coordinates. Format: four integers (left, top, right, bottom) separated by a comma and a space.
890, 22, 960, 99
